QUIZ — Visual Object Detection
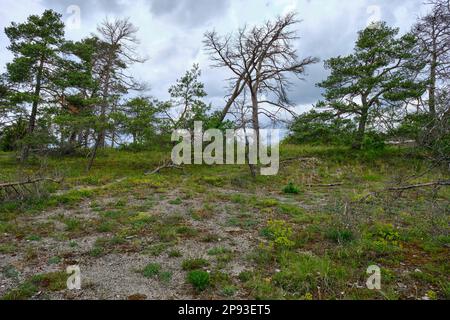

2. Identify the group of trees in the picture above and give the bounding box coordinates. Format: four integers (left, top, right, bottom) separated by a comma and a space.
0, 10, 217, 168
0, 1, 448, 171
289, 0, 449, 160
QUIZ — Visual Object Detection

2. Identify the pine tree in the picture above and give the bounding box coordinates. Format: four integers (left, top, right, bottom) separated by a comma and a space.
167, 64, 210, 130
4, 10, 66, 161
317, 22, 426, 149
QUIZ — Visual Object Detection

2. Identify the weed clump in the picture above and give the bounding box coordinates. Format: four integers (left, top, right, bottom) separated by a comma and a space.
283, 182, 300, 195
325, 227, 355, 244
142, 263, 161, 278
182, 258, 209, 271
261, 219, 295, 249
187, 270, 210, 292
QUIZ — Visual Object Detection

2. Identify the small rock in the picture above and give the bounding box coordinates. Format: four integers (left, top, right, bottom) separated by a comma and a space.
225, 227, 242, 233
397, 283, 407, 289
414, 269, 422, 273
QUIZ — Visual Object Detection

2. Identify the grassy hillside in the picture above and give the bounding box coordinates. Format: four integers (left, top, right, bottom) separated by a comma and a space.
0, 145, 449, 300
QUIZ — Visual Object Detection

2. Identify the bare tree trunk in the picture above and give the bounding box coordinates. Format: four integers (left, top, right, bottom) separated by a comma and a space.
429, 48, 437, 118
250, 89, 260, 176
243, 125, 257, 178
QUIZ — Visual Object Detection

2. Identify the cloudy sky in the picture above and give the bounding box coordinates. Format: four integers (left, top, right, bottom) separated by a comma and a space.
0, 0, 432, 116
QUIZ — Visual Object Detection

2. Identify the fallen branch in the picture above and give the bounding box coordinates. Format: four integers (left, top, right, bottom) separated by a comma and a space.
0, 178, 62, 189
307, 182, 344, 188
145, 160, 182, 175
386, 180, 450, 191
356, 180, 450, 203
281, 157, 320, 164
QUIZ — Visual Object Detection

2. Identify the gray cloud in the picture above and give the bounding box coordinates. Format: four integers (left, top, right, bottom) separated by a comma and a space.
148, 0, 232, 27
1, 0, 432, 117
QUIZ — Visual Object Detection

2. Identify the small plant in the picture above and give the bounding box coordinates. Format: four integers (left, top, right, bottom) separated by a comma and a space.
238, 271, 252, 283
96, 221, 114, 233
168, 250, 182, 258
89, 246, 104, 257
371, 223, 401, 248
48, 256, 61, 265
169, 198, 183, 205
64, 218, 81, 232
425, 290, 437, 300
182, 258, 209, 271
302, 292, 314, 300
257, 198, 279, 208
142, 263, 161, 278
147, 243, 168, 257
278, 203, 305, 216
2, 265, 19, 279
207, 247, 231, 256
26, 235, 41, 242
283, 182, 300, 194
201, 233, 220, 243
325, 227, 355, 244
160, 271, 173, 284
176, 226, 198, 237
187, 270, 210, 292
264, 219, 295, 249
141, 263, 173, 283
221, 285, 237, 297
69, 241, 78, 248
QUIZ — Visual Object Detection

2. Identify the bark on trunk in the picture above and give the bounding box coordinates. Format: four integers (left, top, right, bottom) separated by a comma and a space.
249, 89, 260, 177
353, 105, 369, 150
21, 57, 44, 162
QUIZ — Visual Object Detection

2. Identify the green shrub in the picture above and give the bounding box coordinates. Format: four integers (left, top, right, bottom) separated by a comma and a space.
362, 132, 386, 150
142, 263, 161, 278
187, 270, 210, 292
263, 219, 295, 249
370, 223, 401, 247
283, 182, 300, 195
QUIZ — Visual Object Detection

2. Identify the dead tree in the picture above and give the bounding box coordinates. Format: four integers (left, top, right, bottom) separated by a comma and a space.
413, 0, 450, 117
96, 18, 146, 147
204, 12, 318, 168
87, 18, 146, 171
